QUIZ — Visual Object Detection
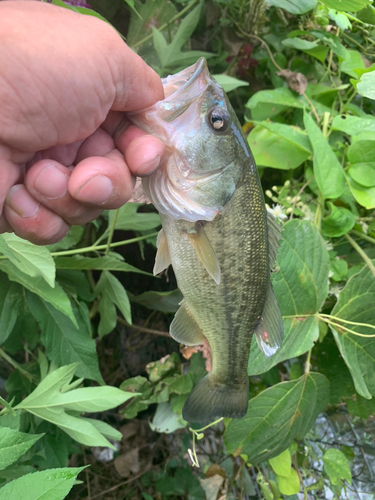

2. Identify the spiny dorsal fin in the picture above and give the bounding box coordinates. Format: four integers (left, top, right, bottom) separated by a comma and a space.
153, 228, 171, 275
170, 300, 206, 346
254, 281, 283, 357
267, 212, 283, 269
187, 222, 221, 285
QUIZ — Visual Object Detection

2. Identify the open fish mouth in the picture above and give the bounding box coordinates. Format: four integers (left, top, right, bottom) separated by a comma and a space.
162, 58, 212, 100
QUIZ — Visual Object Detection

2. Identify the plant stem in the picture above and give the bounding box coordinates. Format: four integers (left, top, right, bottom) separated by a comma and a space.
345, 233, 375, 279
350, 229, 375, 246
0, 348, 35, 381
132, 0, 199, 49
304, 349, 312, 374
117, 317, 170, 338
105, 209, 119, 256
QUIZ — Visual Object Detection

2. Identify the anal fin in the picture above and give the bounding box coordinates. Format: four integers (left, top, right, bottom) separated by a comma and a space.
170, 301, 206, 346
153, 228, 171, 275
187, 222, 221, 285
255, 281, 283, 357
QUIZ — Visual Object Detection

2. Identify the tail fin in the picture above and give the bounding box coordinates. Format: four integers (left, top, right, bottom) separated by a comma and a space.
182, 373, 249, 424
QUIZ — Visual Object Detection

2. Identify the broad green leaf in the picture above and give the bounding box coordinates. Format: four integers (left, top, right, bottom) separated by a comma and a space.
80, 417, 122, 441
0, 411, 21, 430
224, 373, 330, 463
304, 110, 345, 199
49, 386, 135, 412
310, 30, 348, 60
47, 225, 83, 252
247, 88, 306, 112
320, 0, 370, 12
321, 203, 356, 237
247, 125, 310, 169
96, 271, 132, 337
345, 393, 375, 418
0, 234, 55, 287
322, 448, 352, 485
331, 263, 375, 398
248, 220, 329, 375
347, 175, 375, 209
252, 121, 312, 152
348, 140, 375, 187
269, 449, 291, 477
282, 38, 319, 50
109, 203, 160, 232
328, 9, 352, 30
54, 255, 151, 275
0, 466, 85, 500
275, 468, 300, 495
129, 289, 183, 313
149, 402, 187, 433
0, 261, 76, 325
265, 0, 317, 14
330, 259, 348, 281
0, 428, 43, 471
212, 75, 249, 93
357, 4, 375, 24
0, 282, 23, 345
27, 294, 102, 383
332, 114, 375, 135
340, 49, 365, 78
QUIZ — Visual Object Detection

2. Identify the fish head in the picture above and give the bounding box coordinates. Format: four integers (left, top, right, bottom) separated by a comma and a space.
129, 58, 252, 222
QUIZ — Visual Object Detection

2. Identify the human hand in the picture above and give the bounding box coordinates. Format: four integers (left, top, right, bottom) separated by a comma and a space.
0, 1, 165, 244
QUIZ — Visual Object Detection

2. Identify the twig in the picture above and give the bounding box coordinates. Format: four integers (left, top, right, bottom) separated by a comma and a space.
117, 316, 171, 338
289, 177, 314, 220
345, 233, 375, 279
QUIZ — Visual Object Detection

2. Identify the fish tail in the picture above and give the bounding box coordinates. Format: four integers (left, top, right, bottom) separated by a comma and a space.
182, 373, 249, 424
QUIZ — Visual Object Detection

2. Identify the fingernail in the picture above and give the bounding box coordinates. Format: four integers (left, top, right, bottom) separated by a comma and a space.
138, 155, 161, 176
6, 185, 40, 218
35, 165, 69, 199
75, 175, 113, 204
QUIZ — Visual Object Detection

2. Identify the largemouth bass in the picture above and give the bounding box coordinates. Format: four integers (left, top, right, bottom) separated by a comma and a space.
129, 58, 283, 424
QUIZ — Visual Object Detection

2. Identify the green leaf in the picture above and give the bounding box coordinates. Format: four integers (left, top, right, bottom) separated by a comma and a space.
54, 255, 151, 275
349, 163, 375, 187
304, 110, 345, 199
347, 176, 375, 209
108, 203, 160, 233
0, 466, 86, 500
320, 0, 370, 12
328, 9, 352, 30
96, 271, 132, 337
212, 75, 249, 93
0, 261, 76, 325
340, 49, 365, 79
0, 234, 55, 287
0, 428, 43, 471
346, 393, 375, 418
321, 203, 356, 237
282, 38, 319, 50
47, 225, 83, 252
269, 449, 291, 477
80, 417, 122, 441
27, 294, 102, 383
224, 373, 330, 463
330, 263, 375, 398
247, 125, 311, 169
48, 386, 135, 412
248, 220, 330, 375
310, 30, 348, 60
347, 140, 375, 187
332, 114, 375, 135
129, 289, 183, 313
265, 0, 317, 14
254, 122, 312, 153
275, 468, 300, 495
0, 282, 23, 345
149, 402, 187, 433
322, 448, 352, 485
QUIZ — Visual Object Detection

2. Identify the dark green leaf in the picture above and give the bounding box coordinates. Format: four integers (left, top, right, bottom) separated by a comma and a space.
54, 255, 151, 275
224, 373, 330, 463
345, 393, 375, 418
0, 283, 23, 345
129, 289, 183, 313
0, 428, 43, 471
47, 226, 83, 252
321, 203, 356, 237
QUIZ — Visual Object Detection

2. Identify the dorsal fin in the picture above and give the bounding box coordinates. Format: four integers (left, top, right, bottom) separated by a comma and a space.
187, 222, 221, 285
170, 300, 206, 346
153, 229, 171, 275
267, 212, 283, 269
254, 281, 283, 357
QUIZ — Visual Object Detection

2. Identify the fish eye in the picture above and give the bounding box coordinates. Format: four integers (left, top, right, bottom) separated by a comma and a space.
208, 108, 230, 132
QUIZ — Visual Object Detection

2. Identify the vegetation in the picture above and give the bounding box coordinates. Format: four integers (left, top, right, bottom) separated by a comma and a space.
1, 0, 375, 498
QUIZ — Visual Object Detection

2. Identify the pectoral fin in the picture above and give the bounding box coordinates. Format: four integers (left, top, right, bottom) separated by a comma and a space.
187, 222, 221, 285
153, 229, 171, 275
267, 212, 283, 269
170, 301, 206, 346
255, 281, 283, 357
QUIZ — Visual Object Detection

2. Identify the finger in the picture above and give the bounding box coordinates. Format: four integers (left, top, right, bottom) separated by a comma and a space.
4, 185, 70, 245
25, 160, 103, 225
69, 149, 136, 209
0, 159, 24, 215
0, 214, 12, 233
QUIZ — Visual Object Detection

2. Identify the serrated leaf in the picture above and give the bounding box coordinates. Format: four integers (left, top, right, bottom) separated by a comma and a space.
0, 234, 55, 287
0, 261, 76, 325
96, 271, 132, 337
54, 255, 151, 275
304, 110, 345, 199
0, 466, 86, 500
26, 294, 102, 383
224, 373, 330, 463
330, 263, 375, 398
322, 448, 352, 485
321, 203, 356, 237
248, 220, 329, 375
0, 428, 43, 471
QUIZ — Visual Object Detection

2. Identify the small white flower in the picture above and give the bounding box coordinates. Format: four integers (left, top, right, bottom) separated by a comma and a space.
360, 221, 369, 233
301, 206, 315, 222
329, 283, 343, 298
272, 185, 278, 192
284, 180, 291, 187
328, 270, 334, 278
267, 204, 287, 221
324, 240, 334, 251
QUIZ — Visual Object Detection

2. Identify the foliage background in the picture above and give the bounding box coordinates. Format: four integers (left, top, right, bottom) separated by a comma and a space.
0, 0, 375, 498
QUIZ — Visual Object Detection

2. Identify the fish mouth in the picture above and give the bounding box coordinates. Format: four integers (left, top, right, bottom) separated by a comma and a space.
162, 58, 212, 100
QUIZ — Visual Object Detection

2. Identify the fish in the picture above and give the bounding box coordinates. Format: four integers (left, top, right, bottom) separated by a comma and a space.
128, 58, 283, 424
